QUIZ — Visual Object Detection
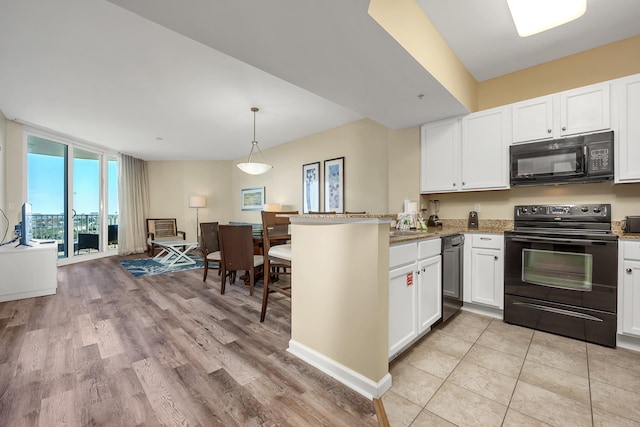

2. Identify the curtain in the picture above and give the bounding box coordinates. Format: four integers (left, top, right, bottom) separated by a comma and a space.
118, 154, 150, 255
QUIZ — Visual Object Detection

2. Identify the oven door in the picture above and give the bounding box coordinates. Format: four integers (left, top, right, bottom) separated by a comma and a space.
504, 232, 617, 313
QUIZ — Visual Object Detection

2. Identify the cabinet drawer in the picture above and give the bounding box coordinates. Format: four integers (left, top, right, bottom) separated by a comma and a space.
390, 242, 418, 269
418, 238, 441, 259
472, 234, 503, 250
623, 240, 640, 261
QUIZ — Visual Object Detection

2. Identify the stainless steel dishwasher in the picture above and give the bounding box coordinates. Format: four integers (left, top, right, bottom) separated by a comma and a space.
441, 234, 464, 324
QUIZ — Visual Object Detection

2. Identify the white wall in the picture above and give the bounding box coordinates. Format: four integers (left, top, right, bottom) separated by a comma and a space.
0, 111, 6, 238
147, 118, 392, 226
147, 160, 233, 241
420, 181, 640, 221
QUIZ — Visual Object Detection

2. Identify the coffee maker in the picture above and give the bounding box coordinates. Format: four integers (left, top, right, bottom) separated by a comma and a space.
427, 199, 443, 228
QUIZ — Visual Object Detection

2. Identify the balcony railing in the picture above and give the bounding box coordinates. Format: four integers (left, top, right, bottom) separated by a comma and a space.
32, 214, 119, 242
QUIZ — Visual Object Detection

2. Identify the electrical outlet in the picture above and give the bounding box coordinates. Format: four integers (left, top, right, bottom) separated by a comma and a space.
474, 203, 481, 212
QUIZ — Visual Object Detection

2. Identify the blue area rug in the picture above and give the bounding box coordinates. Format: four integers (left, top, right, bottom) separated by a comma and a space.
120, 256, 208, 277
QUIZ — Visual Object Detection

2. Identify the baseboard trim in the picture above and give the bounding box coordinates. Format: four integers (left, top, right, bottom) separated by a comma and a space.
0, 288, 56, 303
617, 334, 640, 352
461, 303, 503, 319
287, 340, 392, 399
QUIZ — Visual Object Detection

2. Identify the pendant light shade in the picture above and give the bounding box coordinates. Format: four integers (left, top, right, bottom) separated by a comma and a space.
237, 107, 272, 175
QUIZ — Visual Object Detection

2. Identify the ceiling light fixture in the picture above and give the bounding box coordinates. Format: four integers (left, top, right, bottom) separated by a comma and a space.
237, 107, 272, 175
507, 0, 587, 37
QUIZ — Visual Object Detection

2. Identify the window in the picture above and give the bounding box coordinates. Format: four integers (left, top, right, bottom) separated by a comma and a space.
26, 130, 118, 261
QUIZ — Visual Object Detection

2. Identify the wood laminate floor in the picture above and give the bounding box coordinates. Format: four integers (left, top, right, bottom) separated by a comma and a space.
0, 255, 377, 426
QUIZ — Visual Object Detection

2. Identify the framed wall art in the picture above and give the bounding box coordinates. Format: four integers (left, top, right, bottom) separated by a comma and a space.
241, 187, 265, 211
324, 157, 344, 213
302, 162, 320, 214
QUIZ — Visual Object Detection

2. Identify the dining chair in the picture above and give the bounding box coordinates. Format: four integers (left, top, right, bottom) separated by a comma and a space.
260, 210, 298, 322
218, 225, 264, 296
200, 222, 221, 282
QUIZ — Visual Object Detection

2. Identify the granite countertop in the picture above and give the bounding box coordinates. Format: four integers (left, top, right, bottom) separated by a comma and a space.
285, 214, 639, 241
389, 219, 513, 244
390, 219, 638, 243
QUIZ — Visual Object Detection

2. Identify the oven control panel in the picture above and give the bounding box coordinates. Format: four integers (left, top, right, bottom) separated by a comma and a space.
515, 204, 610, 220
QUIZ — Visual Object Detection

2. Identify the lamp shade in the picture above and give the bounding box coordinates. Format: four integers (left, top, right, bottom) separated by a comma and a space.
189, 196, 206, 208
237, 161, 272, 175
263, 203, 281, 212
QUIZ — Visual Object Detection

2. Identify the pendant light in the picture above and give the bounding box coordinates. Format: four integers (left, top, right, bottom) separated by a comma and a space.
237, 107, 272, 175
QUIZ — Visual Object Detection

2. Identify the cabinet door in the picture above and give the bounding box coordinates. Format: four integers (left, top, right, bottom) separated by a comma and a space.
512, 95, 554, 143
616, 75, 640, 183
417, 255, 442, 333
389, 263, 417, 357
420, 118, 460, 193
470, 248, 503, 309
622, 260, 640, 337
560, 83, 610, 136
461, 107, 510, 191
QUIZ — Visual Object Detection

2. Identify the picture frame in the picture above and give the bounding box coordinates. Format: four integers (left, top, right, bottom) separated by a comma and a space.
241, 187, 265, 211
324, 157, 344, 213
302, 162, 321, 214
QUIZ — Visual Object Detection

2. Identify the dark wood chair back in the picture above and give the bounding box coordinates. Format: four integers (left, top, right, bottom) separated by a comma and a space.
260, 211, 297, 322
218, 225, 263, 296
200, 222, 220, 283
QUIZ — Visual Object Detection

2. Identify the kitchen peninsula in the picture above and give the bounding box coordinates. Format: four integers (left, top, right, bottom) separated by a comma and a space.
287, 213, 395, 399
286, 213, 518, 398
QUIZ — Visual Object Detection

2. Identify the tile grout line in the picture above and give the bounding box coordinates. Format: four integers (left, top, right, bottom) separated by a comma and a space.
408, 314, 493, 427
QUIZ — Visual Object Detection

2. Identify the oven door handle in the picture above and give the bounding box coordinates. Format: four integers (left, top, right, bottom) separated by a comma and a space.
507, 235, 612, 246
513, 302, 604, 322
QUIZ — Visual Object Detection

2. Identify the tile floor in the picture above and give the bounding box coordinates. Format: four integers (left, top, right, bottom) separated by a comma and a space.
383, 311, 640, 427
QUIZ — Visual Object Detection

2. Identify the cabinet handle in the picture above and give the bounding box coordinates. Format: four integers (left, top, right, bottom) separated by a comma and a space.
480, 237, 492, 240
494, 256, 499, 260
562, 126, 567, 131
628, 268, 633, 273
462, 181, 466, 186
416, 270, 420, 275
453, 183, 456, 187
547, 129, 552, 133
422, 267, 426, 272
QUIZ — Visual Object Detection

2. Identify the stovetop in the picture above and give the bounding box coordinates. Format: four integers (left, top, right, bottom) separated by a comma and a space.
510, 203, 615, 239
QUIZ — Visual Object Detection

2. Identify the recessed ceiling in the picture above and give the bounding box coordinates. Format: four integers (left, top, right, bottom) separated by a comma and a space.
0, 0, 639, 160
416, 0, 640, 81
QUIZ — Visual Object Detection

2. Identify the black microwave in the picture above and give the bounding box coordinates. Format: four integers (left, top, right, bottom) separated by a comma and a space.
510, 131, 614, 186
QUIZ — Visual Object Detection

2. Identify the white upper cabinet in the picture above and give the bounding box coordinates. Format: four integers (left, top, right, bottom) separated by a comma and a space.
560, 83, 610, 136
420, 118, 460, 193
511, 82, 611, 143
420, 108, 510, 194
512, 95, 554, 143
461, 107, 511, 191
615, 73, 640, 183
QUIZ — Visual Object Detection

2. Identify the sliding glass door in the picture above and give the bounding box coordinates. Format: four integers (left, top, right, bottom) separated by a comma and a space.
27, 136, 68, 256
26, 131, 118, 261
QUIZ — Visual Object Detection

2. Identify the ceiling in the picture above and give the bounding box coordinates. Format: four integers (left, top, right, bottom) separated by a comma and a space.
0, 0, 638, 161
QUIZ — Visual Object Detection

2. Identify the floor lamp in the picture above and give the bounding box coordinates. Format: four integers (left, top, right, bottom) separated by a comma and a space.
189, 196, 206, 248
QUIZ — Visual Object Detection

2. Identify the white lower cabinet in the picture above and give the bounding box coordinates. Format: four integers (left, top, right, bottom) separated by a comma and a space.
620, 240, 640, 337
389, 238, 441, 358
389, 262, 417, 356
464, 234, 504, 310
417, 255, 442, 332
